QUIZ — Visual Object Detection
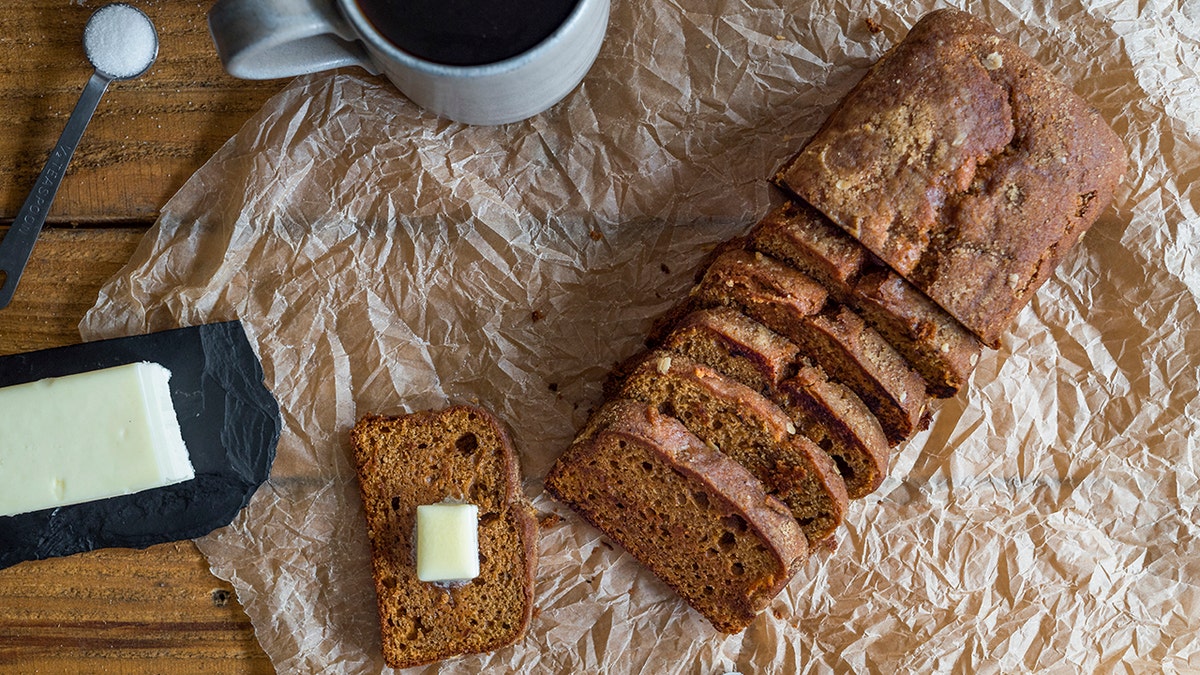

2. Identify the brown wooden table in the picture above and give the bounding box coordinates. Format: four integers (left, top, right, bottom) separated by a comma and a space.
0, 2, 287, 672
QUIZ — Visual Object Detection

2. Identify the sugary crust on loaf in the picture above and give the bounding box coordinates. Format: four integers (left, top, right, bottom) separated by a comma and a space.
775, 8, 1127, 346
617, 351, 849, 543
749, 200, 982, 397
350, 406, 538, 669
545, 400, 807, 633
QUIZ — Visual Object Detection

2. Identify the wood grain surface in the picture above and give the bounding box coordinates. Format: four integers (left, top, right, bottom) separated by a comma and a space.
0, 0, 284, 672
0, 1, 278, 223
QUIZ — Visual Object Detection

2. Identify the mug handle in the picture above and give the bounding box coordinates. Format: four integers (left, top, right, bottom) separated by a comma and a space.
208, 0, 380, 79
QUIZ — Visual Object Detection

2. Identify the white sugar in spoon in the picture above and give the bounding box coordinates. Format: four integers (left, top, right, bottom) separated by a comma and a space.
0, 4, 158, 309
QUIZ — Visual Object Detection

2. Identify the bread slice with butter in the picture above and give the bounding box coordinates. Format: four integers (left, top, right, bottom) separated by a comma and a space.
350, 406, 538, 669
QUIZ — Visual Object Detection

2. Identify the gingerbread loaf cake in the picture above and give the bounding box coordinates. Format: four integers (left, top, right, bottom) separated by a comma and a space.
542, 8, 1126, 637
774, 8, 1127, 346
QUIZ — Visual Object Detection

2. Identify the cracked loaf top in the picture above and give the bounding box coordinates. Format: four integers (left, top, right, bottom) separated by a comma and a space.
774, 8, 1127, 347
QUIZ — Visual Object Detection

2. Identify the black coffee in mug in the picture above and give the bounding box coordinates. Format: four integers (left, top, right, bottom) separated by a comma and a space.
358, 0, 581, 67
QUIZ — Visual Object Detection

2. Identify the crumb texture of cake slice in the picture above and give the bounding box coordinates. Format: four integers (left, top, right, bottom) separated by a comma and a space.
350, 406, 538, 670
545, 399, 808, 633
779, 364, 890, 498
774, 8, 1127, 346
617, 351, 849, 543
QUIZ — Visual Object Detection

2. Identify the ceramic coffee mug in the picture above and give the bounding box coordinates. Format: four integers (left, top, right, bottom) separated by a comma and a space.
208, 0, 609, 125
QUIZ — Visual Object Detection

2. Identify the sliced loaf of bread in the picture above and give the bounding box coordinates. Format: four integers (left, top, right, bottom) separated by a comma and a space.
616, 351, 849, 544
772, 9, 1126, 346
660, 307, 888, 498
350, 406, 538, 669
545, 399, 808, 633
749, 200, 982, 397
691, 250, 929, 445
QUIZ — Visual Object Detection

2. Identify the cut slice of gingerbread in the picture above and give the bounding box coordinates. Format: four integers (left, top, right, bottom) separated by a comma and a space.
546, 399, 807, 633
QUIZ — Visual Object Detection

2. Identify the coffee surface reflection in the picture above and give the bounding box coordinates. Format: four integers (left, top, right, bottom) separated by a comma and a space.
358, 0, 581, 66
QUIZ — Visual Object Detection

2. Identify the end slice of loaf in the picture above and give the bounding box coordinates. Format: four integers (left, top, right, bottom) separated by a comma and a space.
545, 399, 808, 633
660, 308, 888, 499
617, 351, 849, 544
350, 406, 538, 669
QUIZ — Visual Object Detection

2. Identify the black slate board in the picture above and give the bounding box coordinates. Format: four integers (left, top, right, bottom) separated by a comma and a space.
0, 321, 281, 569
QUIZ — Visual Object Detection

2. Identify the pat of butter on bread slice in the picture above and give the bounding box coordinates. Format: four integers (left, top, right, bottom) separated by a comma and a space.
0, 362, 194, 518
416, 502, 480, 583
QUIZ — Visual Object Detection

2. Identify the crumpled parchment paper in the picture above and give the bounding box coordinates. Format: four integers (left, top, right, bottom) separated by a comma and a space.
80, 0, 1200, 671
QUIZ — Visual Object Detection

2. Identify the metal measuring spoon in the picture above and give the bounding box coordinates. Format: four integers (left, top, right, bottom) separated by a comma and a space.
0, 4, 158, 309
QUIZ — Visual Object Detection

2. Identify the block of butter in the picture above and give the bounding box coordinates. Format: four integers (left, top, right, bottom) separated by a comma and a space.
0, 362, 195, 518
416, 502, 480, 583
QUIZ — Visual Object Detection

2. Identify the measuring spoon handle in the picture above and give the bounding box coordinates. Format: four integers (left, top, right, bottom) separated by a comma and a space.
0, 71, 111, 309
